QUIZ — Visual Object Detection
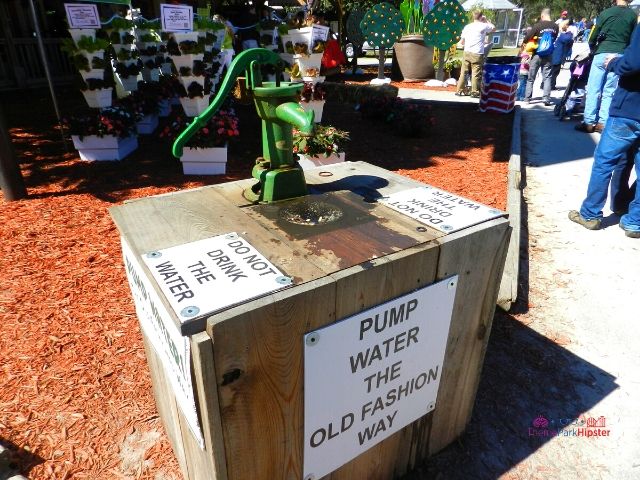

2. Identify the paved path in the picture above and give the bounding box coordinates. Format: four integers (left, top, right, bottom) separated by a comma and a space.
396, 66, 640, 479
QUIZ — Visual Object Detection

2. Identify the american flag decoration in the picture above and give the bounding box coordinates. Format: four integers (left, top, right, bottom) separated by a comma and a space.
479, 63, 519, 114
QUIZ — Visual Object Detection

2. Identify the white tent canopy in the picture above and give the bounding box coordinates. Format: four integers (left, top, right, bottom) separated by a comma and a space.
462, 0, 517, 11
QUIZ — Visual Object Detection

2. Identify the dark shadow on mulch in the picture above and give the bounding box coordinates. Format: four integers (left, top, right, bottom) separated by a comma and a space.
402, 309, 618, 480
0, 438, 44, 477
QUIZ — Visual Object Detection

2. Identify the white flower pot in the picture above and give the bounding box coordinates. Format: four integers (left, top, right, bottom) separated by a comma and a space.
299, 100, 325, 123
180, 145, 227, 175
142, 68, 160, 82
71, 135, 138, 161
80, 69, 104, 81
136, 114, 159, 134
69, 28, 96, 46
160, 62, 173, 75
179, 75, 205, 90
173, 32, 199, 43
158, 99, 171, 117
179, 95, 210, 117
284, 27, 312, 51
294, 53, 323, 77
302, 76, 325, 84
80, 50, 104, 62
113, 43, 134, 52
81, 88, 113, 108
297, 151, 345, 169
170, 54, 204, 71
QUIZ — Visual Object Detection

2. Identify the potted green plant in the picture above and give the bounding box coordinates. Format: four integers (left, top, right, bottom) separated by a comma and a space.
293, 125, 349, 169
80, 78, 113, 108
159, 108, 240, 174
443, 56, 462, 80
63, 106, 138, 161
117, 87, 161, 134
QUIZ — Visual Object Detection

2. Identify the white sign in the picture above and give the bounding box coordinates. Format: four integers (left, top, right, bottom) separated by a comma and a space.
160, 3, 193, 32
64, 3, 100, 29
303, 277, 457, 479
142, 233, 289, 323
121, 239, 204, 448
311, 24, 330, 44
379, 186, 505, 234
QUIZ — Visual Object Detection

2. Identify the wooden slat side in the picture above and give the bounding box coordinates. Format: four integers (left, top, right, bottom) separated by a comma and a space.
427, 218, 511, 456
190, 332, 229, 480
140, 332, 190, 477
208, 278, 337, 480
326, 243, 440, 480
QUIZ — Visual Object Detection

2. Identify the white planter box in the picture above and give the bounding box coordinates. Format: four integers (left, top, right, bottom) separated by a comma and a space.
69, 28, 96, 46
80, 50, 104, 62
180, 95, 210, 117
297, 151, 345, 169
173, 32, 199, 43
115, 74, 139, 92
113, 43, 134, 52
299, 100, 325, 123
179, 75, 205, 90
136, 114, 159, 134
171, 54, 204, 71
142, 68, 160, 82
71, 135, 138, 161
161, 62, 173, 75
81, 88, 112, 108
80, 69, 104, 81
302, 75, 325, 84
294, 53, 323, 77
158, 99, 171, 117
181, 146, 227, 175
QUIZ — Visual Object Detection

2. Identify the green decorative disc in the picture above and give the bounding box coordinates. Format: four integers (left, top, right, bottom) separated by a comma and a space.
360, 2, 404, 49
422, 0, 466, 51
346, 9, 366, 47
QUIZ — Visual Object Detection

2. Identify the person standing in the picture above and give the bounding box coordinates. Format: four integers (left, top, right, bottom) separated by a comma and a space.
455, 10, 495, 98
523, 9, 558, 106
568, 23, 640, 238
574, 0, 637, 133
550, 21, 574, 89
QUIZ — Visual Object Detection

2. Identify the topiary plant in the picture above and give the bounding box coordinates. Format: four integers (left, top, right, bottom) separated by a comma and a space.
360, 3, 405, 81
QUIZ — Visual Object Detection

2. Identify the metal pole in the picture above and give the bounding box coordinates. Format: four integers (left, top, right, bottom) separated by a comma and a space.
0, 103, 27, 201
28, 0, 63, 125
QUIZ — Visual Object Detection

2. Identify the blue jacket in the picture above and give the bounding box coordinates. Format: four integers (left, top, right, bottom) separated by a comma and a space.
608, 24, 640, 122
551, 32, 573, 66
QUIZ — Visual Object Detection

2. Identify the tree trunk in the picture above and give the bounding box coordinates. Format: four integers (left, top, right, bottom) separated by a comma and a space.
0, 103, 27, 201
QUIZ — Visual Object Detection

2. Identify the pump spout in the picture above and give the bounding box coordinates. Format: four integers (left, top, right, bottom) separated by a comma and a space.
275, 102, 315, 136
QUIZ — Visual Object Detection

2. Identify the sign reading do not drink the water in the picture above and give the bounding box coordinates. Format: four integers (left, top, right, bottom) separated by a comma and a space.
303, 277, 457, 479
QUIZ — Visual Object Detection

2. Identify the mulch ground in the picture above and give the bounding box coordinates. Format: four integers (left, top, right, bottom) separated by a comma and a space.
0, 85, 512, 479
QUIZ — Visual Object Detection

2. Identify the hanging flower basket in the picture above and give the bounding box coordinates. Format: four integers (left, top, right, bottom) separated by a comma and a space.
179, 94, 210, 117
299, 100, 325, 123
180, 145, 228, 175
71, 135, 138, 161
81, 87, 113, 108
69, 28, 96, 46
79, 69, 105, 82
136, 114, 159, 135
297, 151, 345, 169
170, 54, 204, 71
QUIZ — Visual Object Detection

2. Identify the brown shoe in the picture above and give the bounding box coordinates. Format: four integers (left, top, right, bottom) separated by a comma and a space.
568, 210, 601, 230
575, 122, 596, 133
594, 123, 604, 133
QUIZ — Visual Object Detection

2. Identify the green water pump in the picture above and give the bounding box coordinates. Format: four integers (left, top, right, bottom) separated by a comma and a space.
172, 49, 315, 203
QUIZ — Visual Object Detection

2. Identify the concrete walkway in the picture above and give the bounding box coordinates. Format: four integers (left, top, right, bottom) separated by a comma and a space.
396, 67, 640, 478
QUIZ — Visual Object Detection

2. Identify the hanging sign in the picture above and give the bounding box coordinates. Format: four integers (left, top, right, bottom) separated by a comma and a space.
160, 3, 193, 32
121, 239, 204, 448
142, 233, 290, 323
64, 3, 101, 28
311, 24, 330, 44
379, 186, 505, 234
303, 276, 458, 479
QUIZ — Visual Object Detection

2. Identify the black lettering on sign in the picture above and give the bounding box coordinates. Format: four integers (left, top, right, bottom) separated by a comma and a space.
187, 260, 216, 284
350, 326, 420, 373
206, 249, 248, 282
357, 410, 397, 445
154, 261, 194, 303
358, 299, 418, 341
363, 360, 402, 393
431, 191, 481, 210
309, 412, 355, 448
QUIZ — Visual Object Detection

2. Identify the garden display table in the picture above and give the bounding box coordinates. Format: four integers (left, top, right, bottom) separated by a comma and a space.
110, 161, 510, 480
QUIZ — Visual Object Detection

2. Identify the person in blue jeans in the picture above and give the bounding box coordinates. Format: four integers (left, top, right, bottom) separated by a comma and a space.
574, 0, 637, 133
569, 23, 640, 238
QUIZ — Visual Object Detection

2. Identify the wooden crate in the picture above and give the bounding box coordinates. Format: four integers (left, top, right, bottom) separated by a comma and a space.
110, 161, 510, 480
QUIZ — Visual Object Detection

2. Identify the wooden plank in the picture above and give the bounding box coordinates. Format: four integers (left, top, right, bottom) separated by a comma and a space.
207, 277, 337, 480
427, 217, 511, 455
325, 242, 440, 479
191, 332, 229, 480
140, 332, 190, 477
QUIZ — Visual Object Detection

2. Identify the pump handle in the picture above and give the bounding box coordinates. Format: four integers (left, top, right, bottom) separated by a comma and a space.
172, 48, 281, 158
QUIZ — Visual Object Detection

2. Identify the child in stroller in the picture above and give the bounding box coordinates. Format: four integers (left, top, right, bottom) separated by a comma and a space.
554, 51, 592, 120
